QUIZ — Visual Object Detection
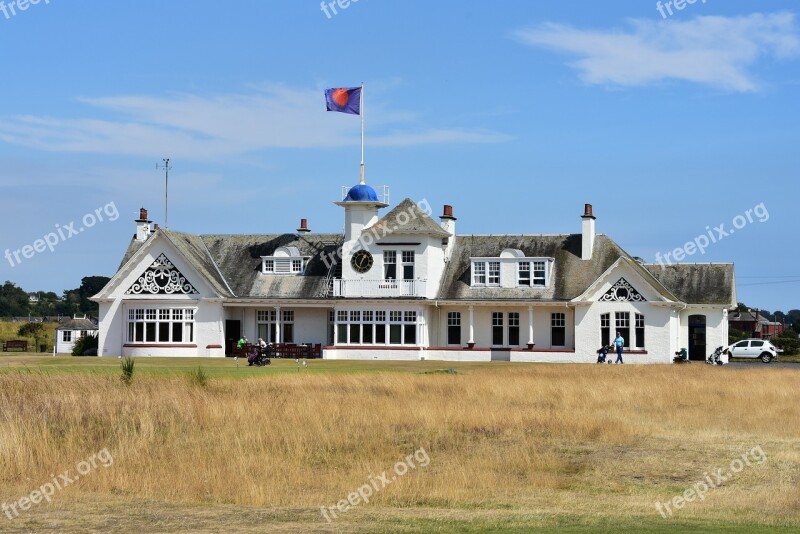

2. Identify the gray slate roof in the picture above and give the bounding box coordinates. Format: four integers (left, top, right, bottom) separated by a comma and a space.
645, 263, 736, 306
438, 234, 624, 301
366, 198, 451, 239
112, 227, 733, 305
56, 317, 98, 331
200, 232, 343, 299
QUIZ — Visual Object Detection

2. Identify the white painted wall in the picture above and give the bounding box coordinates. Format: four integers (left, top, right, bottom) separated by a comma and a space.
574, 301, 673, 363
55, 329, 98, 354
95, 235, 223, 357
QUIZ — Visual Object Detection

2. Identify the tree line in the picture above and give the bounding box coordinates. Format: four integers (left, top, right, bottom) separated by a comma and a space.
0, 277, 110, 319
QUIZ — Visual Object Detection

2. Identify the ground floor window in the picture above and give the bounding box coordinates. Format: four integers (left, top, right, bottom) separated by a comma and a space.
127, 307, 195, 343
447, 312, 461, 345
492, 312, 504, 345
62, 331, 72, 342
490, 312, 523, 347
635, 313, 645, 348
508, 312, 520, 346
601, 311, 643, 349
336, 309, 417, 345
615, 312, 630, 348
600, 313, 610, 346
551, 312, 566, 347
256, 310, 294, 343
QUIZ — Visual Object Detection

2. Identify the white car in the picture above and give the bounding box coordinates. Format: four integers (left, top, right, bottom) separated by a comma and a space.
726, 339, 783, 363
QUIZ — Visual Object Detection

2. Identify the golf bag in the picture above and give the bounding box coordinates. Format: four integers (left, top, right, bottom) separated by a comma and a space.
596, 345, 612, 363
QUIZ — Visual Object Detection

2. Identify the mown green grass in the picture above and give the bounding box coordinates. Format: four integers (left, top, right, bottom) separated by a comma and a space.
0, 353, 514, 379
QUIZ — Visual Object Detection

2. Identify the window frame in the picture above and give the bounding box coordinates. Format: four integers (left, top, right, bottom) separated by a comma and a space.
635, 313, 645, 349
334, 309, 418, 346
384, 251, 397, 280
261, 256, 307, 274
126, 307, 196, 344
447, 311, 461, 346
551, 312, 566, 347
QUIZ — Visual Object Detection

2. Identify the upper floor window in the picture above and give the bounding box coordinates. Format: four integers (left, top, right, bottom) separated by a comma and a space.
262, 257, 306, 274
473, 256, 552, 288
472, 260, 500, 286
261, 246, 307, 275
402, 251, 415, 280
473, 262, 486, 285
384, 251, 397, 280
518, 260, 547, 287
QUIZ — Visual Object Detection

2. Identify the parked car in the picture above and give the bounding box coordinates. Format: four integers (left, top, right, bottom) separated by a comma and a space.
725, 339, 783, 363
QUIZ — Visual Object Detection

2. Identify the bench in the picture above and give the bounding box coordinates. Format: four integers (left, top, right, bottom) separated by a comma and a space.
2, 340, 28, 352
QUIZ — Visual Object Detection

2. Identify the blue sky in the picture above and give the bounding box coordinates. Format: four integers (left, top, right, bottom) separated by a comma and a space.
1, 0, 798, 312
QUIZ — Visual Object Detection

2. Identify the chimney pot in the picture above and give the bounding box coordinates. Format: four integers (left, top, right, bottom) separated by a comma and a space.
153, 223, 160, 231
138, 207, 149, 221
441, 204, 456, 219
297, 218, 310, 233
583, 203, 594, 218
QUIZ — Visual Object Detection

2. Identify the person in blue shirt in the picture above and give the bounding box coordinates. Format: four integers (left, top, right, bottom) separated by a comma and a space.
614, 332, 625, 364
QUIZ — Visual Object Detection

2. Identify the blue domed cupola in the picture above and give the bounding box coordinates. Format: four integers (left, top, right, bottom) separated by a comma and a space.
335, 181, 389, 244
343, 183, 379, 202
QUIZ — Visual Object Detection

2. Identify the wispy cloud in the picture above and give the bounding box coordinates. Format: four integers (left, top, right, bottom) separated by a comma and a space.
513, 12, 800, 92
0, 84, 508, 159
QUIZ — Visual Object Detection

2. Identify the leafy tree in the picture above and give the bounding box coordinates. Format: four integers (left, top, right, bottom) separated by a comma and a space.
0, 281, 29, 317
58, 276, 111, 318
76, 276, 110, 315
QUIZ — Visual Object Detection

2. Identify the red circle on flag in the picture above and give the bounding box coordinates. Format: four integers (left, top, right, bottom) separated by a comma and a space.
332, 88, 350, 107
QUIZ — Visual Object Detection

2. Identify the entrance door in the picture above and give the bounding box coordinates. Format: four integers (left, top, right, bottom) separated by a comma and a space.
688, 315, 707, 361
225, 320, 241, 356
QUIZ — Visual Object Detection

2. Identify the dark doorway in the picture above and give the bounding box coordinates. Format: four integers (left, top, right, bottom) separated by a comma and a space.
225, 320, 241, 356
688, 315, 707, 361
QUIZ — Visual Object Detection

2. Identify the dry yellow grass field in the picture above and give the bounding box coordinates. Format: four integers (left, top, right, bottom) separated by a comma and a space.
0, 361, 798, 532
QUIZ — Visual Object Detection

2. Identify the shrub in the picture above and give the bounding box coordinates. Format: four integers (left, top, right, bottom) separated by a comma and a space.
71, 334, 99, 356
120, 357, 135, 385
188, 366, 209, 388
772, 331, 800, 356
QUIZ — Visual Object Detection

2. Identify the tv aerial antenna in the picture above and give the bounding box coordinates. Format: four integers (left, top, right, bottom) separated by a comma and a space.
155, 158, 172, 228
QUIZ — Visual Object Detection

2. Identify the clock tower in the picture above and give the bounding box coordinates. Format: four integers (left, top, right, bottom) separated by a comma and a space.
335, 182, 388, 280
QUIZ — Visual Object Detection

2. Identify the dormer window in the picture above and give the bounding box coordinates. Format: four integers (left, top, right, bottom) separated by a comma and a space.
518, 260, 547, 287
261, 246, 308, 275
471, 260, 500, 286
471, 252, 553, 288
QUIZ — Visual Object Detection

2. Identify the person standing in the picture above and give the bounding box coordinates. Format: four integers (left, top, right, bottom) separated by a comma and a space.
614, 332, 625, 364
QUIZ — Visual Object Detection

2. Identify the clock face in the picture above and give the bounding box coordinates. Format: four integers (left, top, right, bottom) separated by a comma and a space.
351, 250, 373, 273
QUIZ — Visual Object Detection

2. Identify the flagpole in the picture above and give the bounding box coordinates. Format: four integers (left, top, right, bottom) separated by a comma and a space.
359, 82, 365, 185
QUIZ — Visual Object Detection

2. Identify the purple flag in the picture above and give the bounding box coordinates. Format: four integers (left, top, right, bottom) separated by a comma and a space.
325, 87, 361, 115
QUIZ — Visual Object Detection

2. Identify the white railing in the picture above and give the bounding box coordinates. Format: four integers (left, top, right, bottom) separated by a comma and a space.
333, 279, 427, 298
